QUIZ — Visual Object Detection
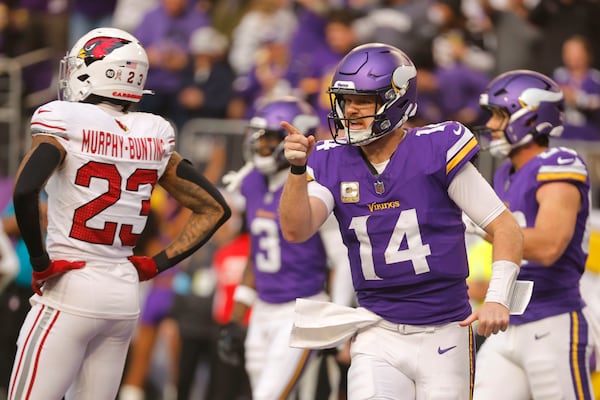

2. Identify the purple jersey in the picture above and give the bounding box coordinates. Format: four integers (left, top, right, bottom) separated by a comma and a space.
307, 121, 479, 325
493, 147, 590, 324
241, 170, 328, 303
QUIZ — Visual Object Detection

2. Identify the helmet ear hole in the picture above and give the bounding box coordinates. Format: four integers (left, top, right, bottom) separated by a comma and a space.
525, 115, 536, 128
77, 74, 89, 82
396, 99, 408, 112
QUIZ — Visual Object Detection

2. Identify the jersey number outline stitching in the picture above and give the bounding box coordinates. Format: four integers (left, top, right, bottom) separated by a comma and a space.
70, 161, 158, 246
349, 208, 431, 280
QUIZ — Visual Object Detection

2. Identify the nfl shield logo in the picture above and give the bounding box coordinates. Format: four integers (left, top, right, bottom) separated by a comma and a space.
374, 181, 385, 195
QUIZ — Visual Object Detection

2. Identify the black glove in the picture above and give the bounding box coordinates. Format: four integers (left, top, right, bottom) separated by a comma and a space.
217, 321, 246, 366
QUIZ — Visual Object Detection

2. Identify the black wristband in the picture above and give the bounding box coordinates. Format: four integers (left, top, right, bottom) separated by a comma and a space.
30, 253, 51, 272
153, 251, 170, 273
290, 164, 307, 175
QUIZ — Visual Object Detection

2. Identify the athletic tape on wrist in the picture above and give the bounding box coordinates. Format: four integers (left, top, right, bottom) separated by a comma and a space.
484, 260, 519, 309
284, 149, 307, 161
233, 285, 257, 306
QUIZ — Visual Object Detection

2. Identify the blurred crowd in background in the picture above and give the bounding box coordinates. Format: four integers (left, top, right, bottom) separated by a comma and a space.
0, 0, 600, 399
0, 0, 598, 147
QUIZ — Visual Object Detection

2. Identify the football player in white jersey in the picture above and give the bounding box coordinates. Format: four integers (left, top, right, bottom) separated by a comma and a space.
7, 27, 230, 400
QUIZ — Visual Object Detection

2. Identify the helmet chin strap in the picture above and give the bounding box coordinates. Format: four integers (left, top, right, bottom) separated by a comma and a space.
346, 112, 388, 146
347, 100, 415, 147
489, 131, 536, 158
488, 137, 511, 158
348, 127, 376, 146
253, 155, 278, 175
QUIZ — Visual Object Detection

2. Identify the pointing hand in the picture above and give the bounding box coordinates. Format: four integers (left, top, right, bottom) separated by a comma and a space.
281, 121, 315, 166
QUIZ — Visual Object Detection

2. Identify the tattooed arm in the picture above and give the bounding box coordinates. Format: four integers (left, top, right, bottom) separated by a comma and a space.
137, 152, 231, 274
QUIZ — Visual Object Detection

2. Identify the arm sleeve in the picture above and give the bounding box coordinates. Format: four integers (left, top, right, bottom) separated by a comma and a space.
307, 180, 335, 216
12, 142, 61, 270
448, 162, 506, 228
318, 214, 355, 307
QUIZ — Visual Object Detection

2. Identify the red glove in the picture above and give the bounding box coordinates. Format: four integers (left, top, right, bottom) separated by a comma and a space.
127, 256, 158, 281
32, 259, 86, 296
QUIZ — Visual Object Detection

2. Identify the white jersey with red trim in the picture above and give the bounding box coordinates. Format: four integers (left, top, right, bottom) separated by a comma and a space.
29, 100, 175, 319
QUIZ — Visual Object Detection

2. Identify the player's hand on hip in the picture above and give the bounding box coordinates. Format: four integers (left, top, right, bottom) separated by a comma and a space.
459, 302, 509, 337
217, 321, 246, 366
127, 256, 158, 281
32, 259, 86, 296
281, 121, 315, 166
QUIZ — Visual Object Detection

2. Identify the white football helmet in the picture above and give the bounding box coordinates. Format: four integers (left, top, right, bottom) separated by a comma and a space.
58, 27, 151, 103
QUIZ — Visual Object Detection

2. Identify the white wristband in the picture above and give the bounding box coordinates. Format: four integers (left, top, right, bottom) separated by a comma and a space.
233, 285, 257, 307
484, 260, 519, 309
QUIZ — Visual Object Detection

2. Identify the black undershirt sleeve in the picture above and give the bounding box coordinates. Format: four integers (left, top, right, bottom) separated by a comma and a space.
13, 142, 61, 271
153, 159, 231, 272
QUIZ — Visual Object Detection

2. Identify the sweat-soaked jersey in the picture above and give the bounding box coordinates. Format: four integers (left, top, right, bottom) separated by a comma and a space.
493, 146, 590, 325
307, 121, 479, 325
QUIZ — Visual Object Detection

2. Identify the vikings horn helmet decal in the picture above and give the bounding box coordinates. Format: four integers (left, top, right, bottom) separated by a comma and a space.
479, 69, 564, 157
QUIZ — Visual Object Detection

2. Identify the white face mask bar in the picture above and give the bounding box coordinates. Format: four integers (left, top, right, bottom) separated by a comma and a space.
58, 56, 82, 101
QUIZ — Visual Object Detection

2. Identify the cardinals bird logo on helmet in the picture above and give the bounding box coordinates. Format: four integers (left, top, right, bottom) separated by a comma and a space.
78, 37, 130, 65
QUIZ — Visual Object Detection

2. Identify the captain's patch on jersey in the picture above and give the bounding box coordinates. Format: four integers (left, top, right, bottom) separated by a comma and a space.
341, 182, 359, 203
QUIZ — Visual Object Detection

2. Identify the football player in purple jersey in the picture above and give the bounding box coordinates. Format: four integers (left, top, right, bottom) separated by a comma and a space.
278, 42, 523, 399
472, 70, 595, 399
7, 27, 230, 400
218, 96, 354, 399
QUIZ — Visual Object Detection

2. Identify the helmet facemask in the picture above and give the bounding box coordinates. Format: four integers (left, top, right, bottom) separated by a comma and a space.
58, 56, 87, 101
245, 128, 287, 175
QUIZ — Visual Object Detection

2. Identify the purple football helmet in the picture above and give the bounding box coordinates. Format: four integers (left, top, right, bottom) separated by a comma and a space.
245, 96, 319, 175
479, 69, 564, 156
327, 43, 418, 146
